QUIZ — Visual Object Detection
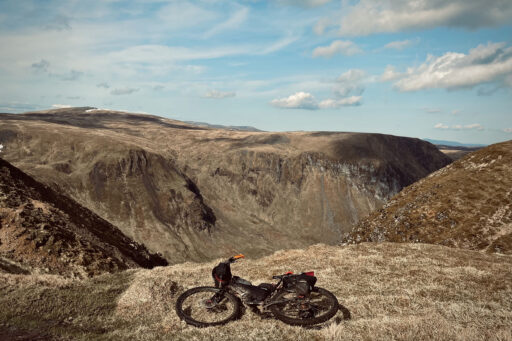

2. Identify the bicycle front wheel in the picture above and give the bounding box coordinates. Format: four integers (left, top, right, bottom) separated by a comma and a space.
269, 287, 339, 326
175, 286, 241, 328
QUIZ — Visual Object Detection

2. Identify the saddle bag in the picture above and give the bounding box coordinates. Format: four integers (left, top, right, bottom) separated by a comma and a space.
283, 272, 317, 296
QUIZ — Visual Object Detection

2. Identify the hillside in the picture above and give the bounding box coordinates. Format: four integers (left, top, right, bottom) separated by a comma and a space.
1, 243, 511, 340
0, 107, 451, 263
343, 140, 512, 254
0, 158, 167, 278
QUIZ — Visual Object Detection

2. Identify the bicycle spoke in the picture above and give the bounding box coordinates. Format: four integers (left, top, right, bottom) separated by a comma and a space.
181, 291, 235, 323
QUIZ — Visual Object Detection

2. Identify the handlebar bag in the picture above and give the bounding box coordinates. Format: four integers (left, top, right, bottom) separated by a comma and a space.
212, 261, 232, 288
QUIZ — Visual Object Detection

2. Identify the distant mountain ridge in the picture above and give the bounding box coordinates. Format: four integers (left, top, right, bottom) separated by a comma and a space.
423, 138, 486, 148
185, 120, 263, 132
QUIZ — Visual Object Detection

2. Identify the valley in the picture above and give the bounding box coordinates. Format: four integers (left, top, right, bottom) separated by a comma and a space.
0, 107, 451, 263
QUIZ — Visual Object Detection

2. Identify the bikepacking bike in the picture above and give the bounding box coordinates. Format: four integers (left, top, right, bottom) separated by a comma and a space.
175, 254, 339, 327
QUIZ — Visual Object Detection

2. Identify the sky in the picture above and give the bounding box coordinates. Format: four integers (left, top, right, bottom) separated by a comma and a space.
0, 0, 511, 145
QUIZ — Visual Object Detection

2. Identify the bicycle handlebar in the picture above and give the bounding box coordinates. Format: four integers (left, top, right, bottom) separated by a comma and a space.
228, 254, 245, 263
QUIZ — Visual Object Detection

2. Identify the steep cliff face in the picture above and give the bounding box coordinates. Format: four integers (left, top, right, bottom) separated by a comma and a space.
0, 158, 167, 278
0, 108, 452, 263
344, 140, 512, 254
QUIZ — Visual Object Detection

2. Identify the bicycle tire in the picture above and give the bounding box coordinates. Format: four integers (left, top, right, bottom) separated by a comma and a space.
175, 286, 241, 328
269, 287, 339, 326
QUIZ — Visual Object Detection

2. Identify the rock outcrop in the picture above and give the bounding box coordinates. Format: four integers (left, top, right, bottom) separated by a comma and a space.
0, 157, 167, 277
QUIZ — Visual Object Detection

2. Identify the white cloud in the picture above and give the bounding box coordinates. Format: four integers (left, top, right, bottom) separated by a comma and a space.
384, 39, 414, 50
260, 35, 299, 55
204, 90, 236, 99
319, 96, 362, 108
52, 104, 72, 109
434, 123, 484, 130
278, 0, 333, 7
333, 69, 366, 97
312, 40, 362, 58
157, 2, 217, 30
204, 7, 249, 38
460, 123, 484, 131
110, 87, 139, 95
385, 42, 512, 91
314, 17, 331, 35
336, 0, 512, 36
271, 92, 361, 110
271, 92, 318, 110
380, 65, 402, 82
504, 128, 512, 133
337, 69, 366, 83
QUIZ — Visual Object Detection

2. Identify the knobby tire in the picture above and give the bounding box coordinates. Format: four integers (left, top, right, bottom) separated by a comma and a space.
269, 287, 339, 326
175, 286, 241, 328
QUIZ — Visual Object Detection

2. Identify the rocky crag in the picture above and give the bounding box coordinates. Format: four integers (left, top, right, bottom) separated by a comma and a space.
0, 107, 451, 263
343, 140, 512, 254
0, 158, 167, 278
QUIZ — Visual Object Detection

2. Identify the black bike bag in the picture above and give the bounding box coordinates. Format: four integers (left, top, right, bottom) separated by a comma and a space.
212, 261, 232, 288
283, 272, 317, 295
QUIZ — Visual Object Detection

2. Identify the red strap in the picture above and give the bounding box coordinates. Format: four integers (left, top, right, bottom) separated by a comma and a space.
214, 274, 226, 283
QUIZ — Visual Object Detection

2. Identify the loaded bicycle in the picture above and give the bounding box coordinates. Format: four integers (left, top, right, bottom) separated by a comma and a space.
175, 254, 339, 327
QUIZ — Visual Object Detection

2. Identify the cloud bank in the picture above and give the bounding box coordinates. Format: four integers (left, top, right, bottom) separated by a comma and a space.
336, 0, 512, 36
383, 42, 512, 91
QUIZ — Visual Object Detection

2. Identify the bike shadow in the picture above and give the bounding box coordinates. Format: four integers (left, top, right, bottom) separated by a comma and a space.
303, 303, 351, 330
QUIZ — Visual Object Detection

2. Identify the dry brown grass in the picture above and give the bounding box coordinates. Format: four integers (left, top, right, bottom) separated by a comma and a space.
346, 140, 512, 255
1, 242, 511, 340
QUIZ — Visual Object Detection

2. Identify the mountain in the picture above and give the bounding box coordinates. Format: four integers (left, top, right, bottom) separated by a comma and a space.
0, 157, 167, 278
184, 120, 263, 132
423, 138, 486, 148
423, 138, 484, 161
1, 242, 510, 340
0, 107, 452, 263
343, 140, 512, 254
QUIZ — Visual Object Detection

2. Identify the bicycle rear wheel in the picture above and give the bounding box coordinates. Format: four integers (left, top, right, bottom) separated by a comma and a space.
175, 286, 241, 328
269, 287, 339, 326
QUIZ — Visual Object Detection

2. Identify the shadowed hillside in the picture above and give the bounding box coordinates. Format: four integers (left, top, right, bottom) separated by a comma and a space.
0, 107, 451, 263
0, 158, 167, 278
0, 243, 510, 340
343, 140, 512, 254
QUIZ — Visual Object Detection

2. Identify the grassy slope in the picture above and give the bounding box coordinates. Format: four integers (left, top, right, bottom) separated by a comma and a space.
1, 242, 511, 341
345, 140, 512, 254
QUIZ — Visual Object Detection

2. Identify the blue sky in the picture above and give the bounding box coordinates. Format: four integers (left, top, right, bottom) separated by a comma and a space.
1, 0, 511, 145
